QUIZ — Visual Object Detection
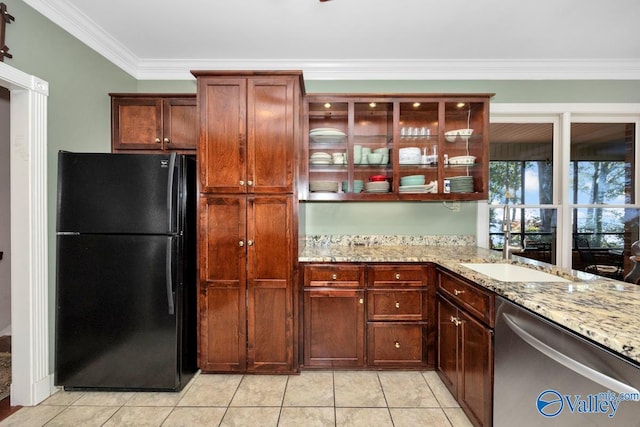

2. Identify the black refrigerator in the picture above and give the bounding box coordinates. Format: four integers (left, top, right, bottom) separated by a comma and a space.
55, 151, 197, 391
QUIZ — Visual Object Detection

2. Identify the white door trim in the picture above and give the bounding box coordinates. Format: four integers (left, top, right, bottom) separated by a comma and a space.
0, 61, 51, 406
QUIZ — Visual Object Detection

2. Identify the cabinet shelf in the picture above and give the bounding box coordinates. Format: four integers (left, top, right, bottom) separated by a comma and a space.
302, 93, 492, 201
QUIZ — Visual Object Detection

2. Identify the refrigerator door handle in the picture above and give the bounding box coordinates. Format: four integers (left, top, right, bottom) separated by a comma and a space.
166, 236, 175, 315
166, 152, 177, 233
503, 313, 639, 396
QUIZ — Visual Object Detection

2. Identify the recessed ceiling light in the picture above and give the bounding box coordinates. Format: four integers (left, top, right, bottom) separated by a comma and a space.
324, 103, 331, 108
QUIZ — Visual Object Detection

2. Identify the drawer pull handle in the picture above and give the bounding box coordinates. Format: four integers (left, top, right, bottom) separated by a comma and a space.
454, 289, 465, 296
359, 298, 364, 304
395, 341, 400, 349
332, 274, 337, 280
395, 302, 400, 309
395, 273, 401, 280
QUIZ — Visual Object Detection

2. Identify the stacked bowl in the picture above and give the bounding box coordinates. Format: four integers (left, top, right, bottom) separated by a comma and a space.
342, 180, 364, 193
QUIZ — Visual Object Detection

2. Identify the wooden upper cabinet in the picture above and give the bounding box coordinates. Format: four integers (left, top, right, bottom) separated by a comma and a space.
110, 94, 197, 152
194, 71, 304, 194
302, 94, 493, 201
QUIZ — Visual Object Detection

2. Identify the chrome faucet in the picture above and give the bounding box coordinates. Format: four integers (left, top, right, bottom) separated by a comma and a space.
502, 204, 525, 260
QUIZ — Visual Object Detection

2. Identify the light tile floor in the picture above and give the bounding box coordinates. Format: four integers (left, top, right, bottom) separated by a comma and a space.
0, 371, 473, 426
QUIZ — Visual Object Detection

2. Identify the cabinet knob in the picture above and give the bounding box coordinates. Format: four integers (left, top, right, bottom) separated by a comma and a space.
395, 273, 400, 280
454, 289, 465, 296
395, 302, 400, 309
247, 240, 254, 246
247, 180, 253, 186
239, 180, 245, 186
394, 341, 400, 349
239, 241, 244, 247
164, 137, 170, 143
154, 137, 161, 143
359, 298, 364, 304
332, 274, 337, 280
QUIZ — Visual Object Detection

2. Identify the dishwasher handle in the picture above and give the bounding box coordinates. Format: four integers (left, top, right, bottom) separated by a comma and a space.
503, 313, 640, 397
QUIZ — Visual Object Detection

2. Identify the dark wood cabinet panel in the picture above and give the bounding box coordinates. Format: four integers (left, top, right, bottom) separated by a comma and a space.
196, 73, 302, 194
163, 97, 198, 150
198, 78, 246, 193
248, 78, 297, 193
368, 290, 424, 321
304, 288, 365, 367
436, 295, 459, 396
111, 94, 196, 152
198, 196, 246, 371
198, 284, 246, 372
436, 267, 494, 427
438, 269, 494, 327
460, 310, 493, 427
246, 196, 294, 372
367, 322, 426, 366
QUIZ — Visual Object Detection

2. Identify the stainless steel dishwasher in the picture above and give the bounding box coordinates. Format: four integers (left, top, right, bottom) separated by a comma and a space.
494, 296, 640, 426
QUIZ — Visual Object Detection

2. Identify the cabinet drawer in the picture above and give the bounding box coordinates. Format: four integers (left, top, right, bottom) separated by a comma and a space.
304, 264, 365, 287
368, 290, 425, 321
367, 323, 426, 366
437, 270, 494, 327
369, 265, 426, 287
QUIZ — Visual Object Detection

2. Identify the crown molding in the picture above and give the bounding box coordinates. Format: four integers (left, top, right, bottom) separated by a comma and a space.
24, 0, 640, 81
135, 58, 640, 81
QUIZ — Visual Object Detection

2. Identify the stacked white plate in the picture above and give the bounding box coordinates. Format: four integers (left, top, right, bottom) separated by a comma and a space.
309, 128, 346, 143
399, 181, 437, 193
310, 152, 332, 165
448, 176, 474, 193
309, 180, 339, 192
364, 180, 390, 193
399, 147, 421, 164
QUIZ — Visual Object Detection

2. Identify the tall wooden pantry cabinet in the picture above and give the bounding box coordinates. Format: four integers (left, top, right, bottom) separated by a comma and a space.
193, 71, 304, 373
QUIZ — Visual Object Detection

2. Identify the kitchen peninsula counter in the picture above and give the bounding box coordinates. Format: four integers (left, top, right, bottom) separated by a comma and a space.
299, 239, 640, 365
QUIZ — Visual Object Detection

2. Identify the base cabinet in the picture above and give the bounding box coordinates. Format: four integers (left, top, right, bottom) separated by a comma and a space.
436, 269, 494, 427
303, 265, 365, 367
302, 263, 432, 368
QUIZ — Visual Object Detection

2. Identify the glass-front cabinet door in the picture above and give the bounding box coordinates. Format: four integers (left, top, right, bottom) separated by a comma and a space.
302, 94, 491, 201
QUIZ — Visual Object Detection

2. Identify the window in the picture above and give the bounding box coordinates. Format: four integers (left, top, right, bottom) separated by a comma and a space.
486, 109, 640, 280
488, 123, 556, 264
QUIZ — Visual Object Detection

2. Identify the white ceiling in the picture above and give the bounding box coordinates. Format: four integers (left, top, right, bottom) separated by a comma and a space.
24, 0, 640, 80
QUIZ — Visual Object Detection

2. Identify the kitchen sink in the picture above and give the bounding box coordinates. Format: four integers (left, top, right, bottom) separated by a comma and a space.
461, 263, 571, 283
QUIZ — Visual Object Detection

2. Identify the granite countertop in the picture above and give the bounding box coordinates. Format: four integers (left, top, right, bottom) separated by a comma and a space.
299, 239, 640, 365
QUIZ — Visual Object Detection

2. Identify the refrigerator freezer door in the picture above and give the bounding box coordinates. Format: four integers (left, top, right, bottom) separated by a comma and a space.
57, 152, 181, 235
55, 234, 183, 390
